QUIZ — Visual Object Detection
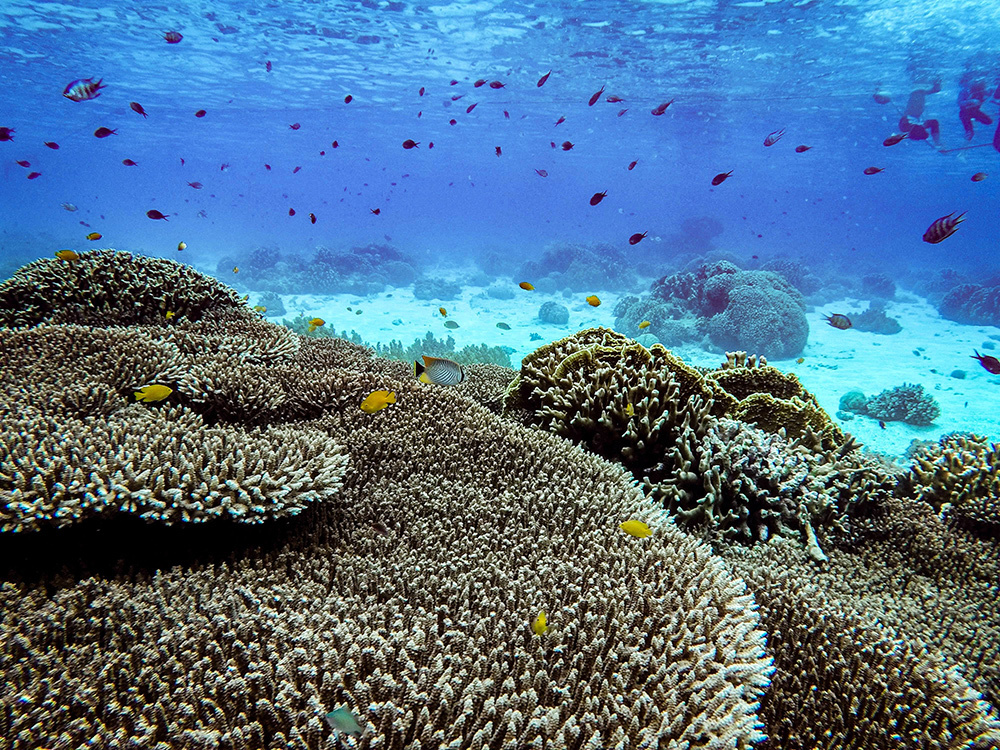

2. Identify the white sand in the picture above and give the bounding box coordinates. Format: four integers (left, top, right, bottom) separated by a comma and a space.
264, 281, 1000, 460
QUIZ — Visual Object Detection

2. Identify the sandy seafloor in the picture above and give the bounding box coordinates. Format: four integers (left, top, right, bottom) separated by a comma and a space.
221, 266, 1000, 460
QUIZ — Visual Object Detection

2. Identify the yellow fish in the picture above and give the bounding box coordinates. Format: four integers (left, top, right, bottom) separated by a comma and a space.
439, 307, 447, 317
134, 384, 173, 403
620, 519, 652, 538
360, 390, 396, 414
233, 266, 239, 273
519, 281, 535, 291
54, 249, 80, 261
177, 241, 187, 251
165, 311, 175, 320
586, 295, 601, 307
625, 402, 634, 417
796, 357, 804, 364
638, 320, 651, 329
309, 318, 325, 327
253, 305, 267, 313
241, 294, 249, 301
531, 611, 548, 636
85, 232, 102, 241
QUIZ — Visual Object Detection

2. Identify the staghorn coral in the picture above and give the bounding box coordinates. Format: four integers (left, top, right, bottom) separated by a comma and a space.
866, 382, 941, 426
0, 249, 245, 328
1, 364, 775, 749
907, 433, 1000, 537
0, 404, 348, 532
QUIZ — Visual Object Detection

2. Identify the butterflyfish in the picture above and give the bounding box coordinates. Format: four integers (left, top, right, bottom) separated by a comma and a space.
531, 611, 548, 636
54, 250, 80, 261
444, 320, 459, 329
414, 355, 465, 386
496, 322, 511, 330
360, 390, 396, 414
620, 519, 652, 538
134, 384, 173, 403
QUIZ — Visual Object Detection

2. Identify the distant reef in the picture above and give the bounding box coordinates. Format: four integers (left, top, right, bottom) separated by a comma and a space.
218, 242, 422, 295
1, 251, 999, 750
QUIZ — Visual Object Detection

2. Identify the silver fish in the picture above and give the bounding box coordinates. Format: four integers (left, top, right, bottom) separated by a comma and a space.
414, 355, 465, 386
61, 203, 78, 212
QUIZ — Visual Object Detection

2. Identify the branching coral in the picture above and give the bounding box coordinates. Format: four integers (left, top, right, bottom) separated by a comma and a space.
866, 382, 941, 426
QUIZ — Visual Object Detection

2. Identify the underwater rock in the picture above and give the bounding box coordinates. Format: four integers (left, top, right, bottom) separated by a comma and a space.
538, 301, 569, 325
839, 389, 869, 415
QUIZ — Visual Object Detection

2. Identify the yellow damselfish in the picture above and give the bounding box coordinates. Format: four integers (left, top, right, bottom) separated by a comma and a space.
586, 295, 601, 307
519, 281, 534, 291
253, 305, 267, 313
625, 402, 634, 417
54, 249, 80, 261
165, 311, 175, 320
638, 320, 650, 329
531, 611, 548, 636
360, 390, 396, 414
439, 307, 447, 317
134, 384, 173, 403
620, 519, 652, 538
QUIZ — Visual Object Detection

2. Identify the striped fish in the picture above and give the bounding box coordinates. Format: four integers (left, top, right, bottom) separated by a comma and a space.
414, 355, 465, 386
62, 77, 106, 102
922, 211, 966, 244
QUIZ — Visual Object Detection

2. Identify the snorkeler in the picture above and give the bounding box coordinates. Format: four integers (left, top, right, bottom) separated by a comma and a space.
957, 77, 994, 140
898, 79, 942, 144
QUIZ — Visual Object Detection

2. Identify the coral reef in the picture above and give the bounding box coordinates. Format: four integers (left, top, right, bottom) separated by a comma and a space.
255, 290, 286, 317
611, 295, 700, 347
651, 261, 809, 358
759, 258, 822, 295
517, 242, 637, 291
866, 383, 941, 426
537, 300, 569, 325
0, 249, 244, 328
853, 302, 902, 334
412, 276, 463, 301
860, 272, 897, 300
940, 282, 1000, 327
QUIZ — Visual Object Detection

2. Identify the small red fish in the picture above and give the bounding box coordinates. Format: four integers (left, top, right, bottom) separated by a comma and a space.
503, 110, 510, 119
146, 209, 168, 220
344, 95, 352, 103
187, 181, 203, 189
288, 208, 295, 216
606, 95, 624, 103
466, 102, 477, 113
450, 80, 459, 85
428, 142, 434, 148
711, 170, 732, 186
195, 109, 207, 117
588, 86, 605, 106
489, 81, 505, 89
794, 145, 811, 153
474, 79, 487, 88
537, 70, 551, 87
264, 163, 271, 170
309, 213, 316, 224
535, 169, 548, 177
863, 166, 884, 175
824, 313, 851, 330
44, 141, 59, 149
129, 101, 148, 118
882, 133, 907, 146
922, 211, 966, 244
651, 100, 673, 116
495, 146, 502, 157
561, 141, 574, 151
332, 140, 339, 148
292, 166, 301, 173
418, 86, 425, 96
266, 60, 272, 72
402, 139, 419, 149
289, 123, 301, 130
627, 160, 637, 170
122, 158, 138, 166
15, 160, 29, 167
555, 116, 566, 126
972, 350, 1000, 374
451, 94, 464, 101
628, 231, 647, 245
971, 172, 988, 182
220, 163, 229, 171
370, 208, 380, 215
449, 119, 457, 125
589, 190, 607, 206
93, 127, 117, 138
163, 31, 183, 43
417, 111, 422, 118
26, 171, 41, 179
617, 109, 628, 117
764, 128, 785, 146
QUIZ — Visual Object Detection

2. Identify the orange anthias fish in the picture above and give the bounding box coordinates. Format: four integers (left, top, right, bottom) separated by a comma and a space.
93, 127, 117, 138
370, 208, 381, 215
534, 169, 548, 177
651, 99, 673, 115
122, 158, 138, 166
628, 160, 638, 170
763, 128, 785, 146
146, 209, 168, 220
537, 70, 551, 87
972, 350, 1000, 374
863, 166, 884, 175
129, 101, 148, 118
402, 139, 420, 149
628, 231, 647, 245
187, 181, 203, 189
163, 31, 183, 43
883, 133, 908, 146
794, 145, 811, 153
561, 141, 574, 151
588, 86, 605, 106
922, 211, 966, 244
589, 191, 607, 206
712, 170, 732, 185
824, 313, 852, 330
971, 172, 988, 182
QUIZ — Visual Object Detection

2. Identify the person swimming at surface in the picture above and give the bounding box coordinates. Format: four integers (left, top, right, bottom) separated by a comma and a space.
899, 78, 942, 144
